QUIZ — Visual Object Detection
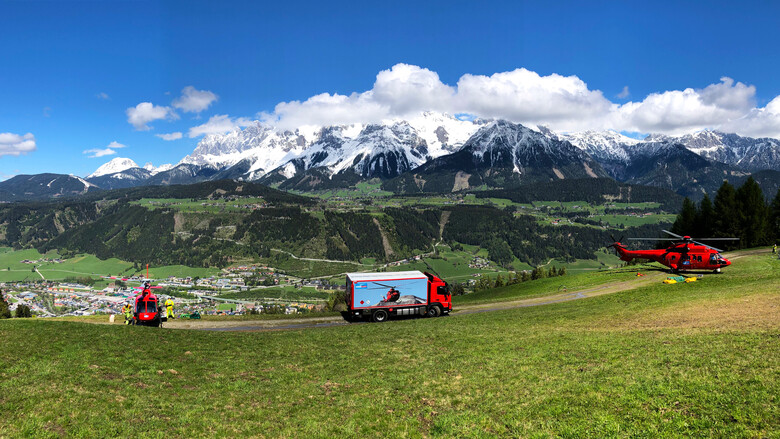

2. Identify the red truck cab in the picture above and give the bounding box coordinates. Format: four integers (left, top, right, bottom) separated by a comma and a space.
345, 270, 452, 322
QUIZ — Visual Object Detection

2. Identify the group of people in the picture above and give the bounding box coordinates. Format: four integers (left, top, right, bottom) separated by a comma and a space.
121, 281, 175, 325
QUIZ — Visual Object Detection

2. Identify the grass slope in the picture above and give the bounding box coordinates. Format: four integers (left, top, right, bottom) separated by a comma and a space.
1, 249, 778, 438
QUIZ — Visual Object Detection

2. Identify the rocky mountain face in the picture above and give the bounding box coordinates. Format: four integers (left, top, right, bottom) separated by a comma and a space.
5, 112, 772, 203
383, 121, 609, 193
559, 129, 780, 198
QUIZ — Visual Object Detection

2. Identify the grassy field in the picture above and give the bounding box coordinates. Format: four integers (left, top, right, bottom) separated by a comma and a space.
1, 249, 777, 437
131, 197, 267, 213
219, 286, 330, 302
0, 248, 220, 282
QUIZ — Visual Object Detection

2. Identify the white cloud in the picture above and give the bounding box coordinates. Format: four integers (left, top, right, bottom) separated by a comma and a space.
172, 86, 218, 113
156, 132, 183, 141
454, 68, 615, 131
258, 64, 780, 138
83, 141, 126, 158
188, 114, 253, 138
614, 77, 757, 135
0, 132, 36, 157
97, 92, 110, 100
720, 95, 780, 138
126, 102, 178, 130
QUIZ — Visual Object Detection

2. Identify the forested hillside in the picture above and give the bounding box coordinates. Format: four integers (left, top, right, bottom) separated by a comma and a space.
670, 177, 780, 249
475, 179, 684, 210
0, 179, 677, 269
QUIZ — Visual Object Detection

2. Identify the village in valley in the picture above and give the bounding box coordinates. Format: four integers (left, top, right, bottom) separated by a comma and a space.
0, 261, 342, 319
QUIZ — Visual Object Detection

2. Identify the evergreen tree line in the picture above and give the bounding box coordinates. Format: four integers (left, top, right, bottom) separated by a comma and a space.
0, 291, 31, 318
470, 266, 567, 292
671, 177, 780, 249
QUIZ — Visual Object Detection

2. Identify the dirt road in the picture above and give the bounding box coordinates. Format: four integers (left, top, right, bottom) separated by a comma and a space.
168, 267, 670, 332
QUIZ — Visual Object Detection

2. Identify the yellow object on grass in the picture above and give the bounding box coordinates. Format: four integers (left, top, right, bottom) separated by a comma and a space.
685, 277, 697, 283
663, 279, 677, 284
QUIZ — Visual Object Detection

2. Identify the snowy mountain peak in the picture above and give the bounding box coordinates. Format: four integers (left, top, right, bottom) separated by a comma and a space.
88, 157, 140, 178
143, 162, 174, 176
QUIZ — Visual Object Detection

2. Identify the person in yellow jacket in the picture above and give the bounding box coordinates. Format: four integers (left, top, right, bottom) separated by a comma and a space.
164, 297, 175, 319
123, 302, 134, 325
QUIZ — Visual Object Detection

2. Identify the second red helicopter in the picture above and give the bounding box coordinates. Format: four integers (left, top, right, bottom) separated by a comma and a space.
610, 230, 738, 273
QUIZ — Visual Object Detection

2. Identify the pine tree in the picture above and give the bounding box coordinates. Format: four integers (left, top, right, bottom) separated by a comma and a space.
713, 181, 741, 246
736, 177, 770, 248
769, 188, 780, 243
494, 274, 504, 288
671, 197, 697, 235
0, 291, 10, 319
694, 194, 715, 237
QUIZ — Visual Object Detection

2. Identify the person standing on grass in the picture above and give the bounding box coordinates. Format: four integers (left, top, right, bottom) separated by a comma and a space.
773, 244, 777, 254
165, 297, 175, 319
123, 301, 135, 325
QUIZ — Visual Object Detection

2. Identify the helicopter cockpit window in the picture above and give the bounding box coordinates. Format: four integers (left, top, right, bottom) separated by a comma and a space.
137, 300, 157, 313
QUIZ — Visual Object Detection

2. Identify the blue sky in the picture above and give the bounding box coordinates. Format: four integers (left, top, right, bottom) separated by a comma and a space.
2, 0, 779, 177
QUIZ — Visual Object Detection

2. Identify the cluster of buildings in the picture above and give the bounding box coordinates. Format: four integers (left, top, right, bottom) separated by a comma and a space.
1, 260, 335, 318
20, 257, 64, 264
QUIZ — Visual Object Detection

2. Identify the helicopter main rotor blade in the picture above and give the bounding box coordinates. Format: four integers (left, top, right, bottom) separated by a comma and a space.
688, 237, 740, 241
626, 238, 677, 241
662, 230, 684, 239
692, 240, 724, 252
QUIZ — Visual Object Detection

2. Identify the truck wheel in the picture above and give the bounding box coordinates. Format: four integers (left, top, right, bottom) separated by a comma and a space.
372, 310, 388, 323
427, 306, 441, 318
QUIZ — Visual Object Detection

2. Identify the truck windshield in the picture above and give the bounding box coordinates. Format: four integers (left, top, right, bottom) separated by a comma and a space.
437, 285, 450, 296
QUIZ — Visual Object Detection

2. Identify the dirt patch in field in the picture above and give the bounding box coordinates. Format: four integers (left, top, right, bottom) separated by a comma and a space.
452, 171, 471, 192
583, 162, 598, 178
608, 293, 780, 331
372, 217, 394, 259
438, 210, 451, 240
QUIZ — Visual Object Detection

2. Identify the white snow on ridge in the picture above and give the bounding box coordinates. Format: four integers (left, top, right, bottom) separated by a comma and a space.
70, 175, 95, 189
88, 157, 140, 178
182, 112, 484, 180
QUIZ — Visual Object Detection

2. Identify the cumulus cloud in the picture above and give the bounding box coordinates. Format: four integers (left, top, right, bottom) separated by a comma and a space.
720, 95, 780, 138
172, 86, 218, 113
156, 132, 183, 141
188, 114, 253, 138
126, 102, 178, 130
454, 68, 615, 131
258, 64, 780, 138
613, 77, 757, 135
83, 141, 125, 158
0, 132, 36, 157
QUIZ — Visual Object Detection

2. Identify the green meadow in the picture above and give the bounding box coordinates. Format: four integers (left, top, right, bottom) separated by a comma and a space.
1, 248, 777, 437
0, 248, 219, 282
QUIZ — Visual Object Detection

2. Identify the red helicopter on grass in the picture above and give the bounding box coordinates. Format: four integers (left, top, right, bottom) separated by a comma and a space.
610, 230, 739, 273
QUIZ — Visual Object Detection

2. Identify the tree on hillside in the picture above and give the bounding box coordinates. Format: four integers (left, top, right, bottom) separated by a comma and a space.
713, 181, 741, 244
693, 194, 715, 238
735, 177, 770, 248
486, 239, 513, 266
14, 305, 32, 318
770, 189, 780, 243
0, 291, 10, 319
671, 197, 697, 235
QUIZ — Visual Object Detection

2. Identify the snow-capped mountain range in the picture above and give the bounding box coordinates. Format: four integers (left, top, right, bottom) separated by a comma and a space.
74, 111, 780, 197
